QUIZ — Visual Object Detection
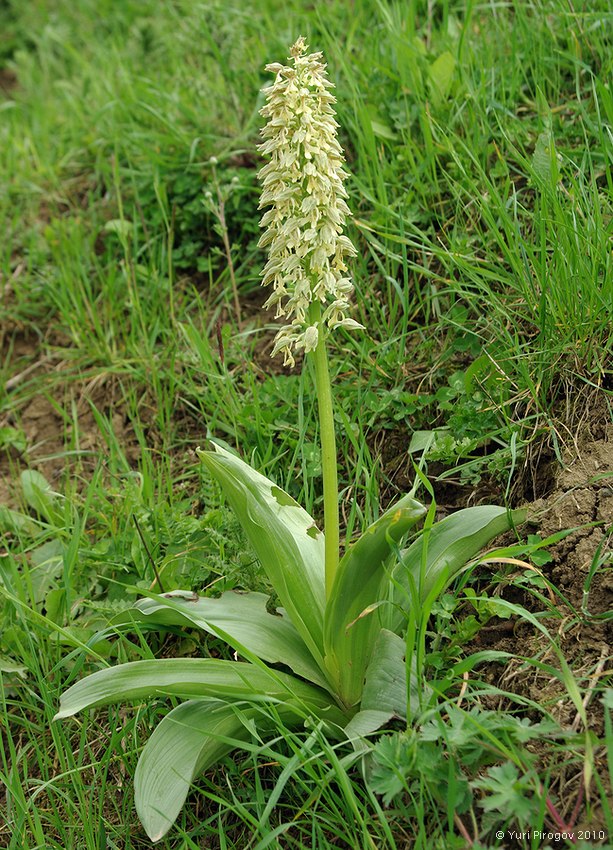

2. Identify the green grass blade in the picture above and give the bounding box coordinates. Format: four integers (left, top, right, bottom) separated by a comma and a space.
391, 506, 524, 626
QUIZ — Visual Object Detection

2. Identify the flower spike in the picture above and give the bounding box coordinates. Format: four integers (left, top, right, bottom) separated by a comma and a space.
258, 37, 362, 367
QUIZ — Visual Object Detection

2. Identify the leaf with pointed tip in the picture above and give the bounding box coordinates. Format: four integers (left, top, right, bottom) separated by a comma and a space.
197, 444, 326, 671
344, 629, 425, 742
54, 658, 345, 724
390, 506, 524, 630
115, 590, 329, 691
344, 710, 396, 740
361, 628, 426, 720
135, 699, 299, 842
323, 494, 426, 708
136, 699, 245, 841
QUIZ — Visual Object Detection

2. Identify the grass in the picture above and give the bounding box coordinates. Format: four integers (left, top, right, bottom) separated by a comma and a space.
1, 0, 612, 847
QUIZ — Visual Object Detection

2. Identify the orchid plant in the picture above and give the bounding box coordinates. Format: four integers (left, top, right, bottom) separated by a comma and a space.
56, 39, 521, 842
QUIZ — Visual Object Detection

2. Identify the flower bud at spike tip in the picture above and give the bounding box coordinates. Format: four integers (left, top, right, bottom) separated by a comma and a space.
258, 37, 363, 367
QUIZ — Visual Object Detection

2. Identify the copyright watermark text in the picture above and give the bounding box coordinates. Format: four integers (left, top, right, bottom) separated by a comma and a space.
495, 830, 606, 842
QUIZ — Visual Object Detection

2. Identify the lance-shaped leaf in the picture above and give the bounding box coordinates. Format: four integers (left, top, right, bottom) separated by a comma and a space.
323, 494, 426, 709
360, 629, 412, 719
390, 505, 524, 630
197, 444, 326, 671
135, 699, 301, 842
344, 629, 423, 740
54, 657, 346, 724
344, 710, 395, 741
116, 590, 329, 691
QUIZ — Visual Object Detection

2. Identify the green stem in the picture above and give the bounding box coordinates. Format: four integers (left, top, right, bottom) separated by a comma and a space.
309, 304, 339, 598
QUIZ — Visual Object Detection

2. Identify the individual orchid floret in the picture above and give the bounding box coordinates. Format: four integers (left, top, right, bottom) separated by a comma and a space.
257, 37, 362, 367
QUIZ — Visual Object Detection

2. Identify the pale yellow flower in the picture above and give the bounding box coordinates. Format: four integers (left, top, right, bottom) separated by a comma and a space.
258, 37, 361, 367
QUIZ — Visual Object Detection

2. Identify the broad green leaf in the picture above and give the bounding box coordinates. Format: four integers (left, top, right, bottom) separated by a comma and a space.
135, 699, 300, 842
428, 51, 456, 105
532, 129, 560, 186
324, 494, 426, 708
197, 444, 326, 671
103, 218, 133, 237
44, 587, 65, 624
360, 629, 413, 721
0, 426, 26, 453
0, 504, 39, 536
117, 590, 329, 691
390, 506, 523, 629
370, 118, 397, 141
407, 430, 438, 454
30, 539, 64, 606
136, 699, 251, 841
55, 658, 345, 724
20, 470, 61, 524
0, 655, 28, 677
345, 629, 420, 749
344, 709, 395, 740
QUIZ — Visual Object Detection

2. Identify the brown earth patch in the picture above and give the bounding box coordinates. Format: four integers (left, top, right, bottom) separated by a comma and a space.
0, 68, 17, 96
461, 428, 613, 839
530, 428, 613, 616
1, 332, 142, 512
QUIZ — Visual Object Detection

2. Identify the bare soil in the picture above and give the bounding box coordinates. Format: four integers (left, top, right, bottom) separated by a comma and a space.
462, 428, 613, 840
0, 68, 17, 96
0, 330, 141, 510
